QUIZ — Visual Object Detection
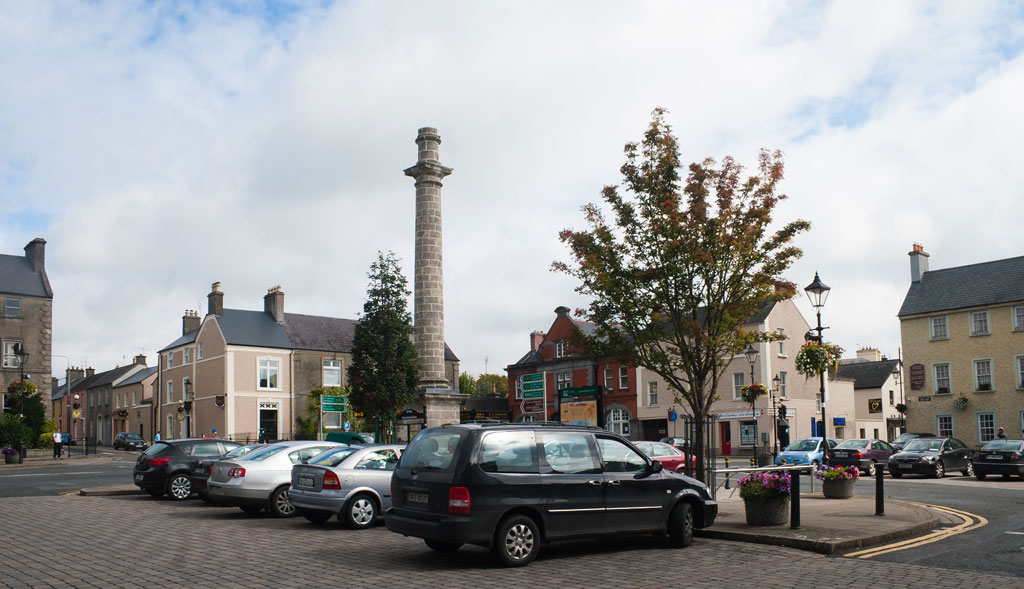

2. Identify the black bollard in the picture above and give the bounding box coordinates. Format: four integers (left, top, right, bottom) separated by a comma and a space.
875, 463, 885, 516
790, 468, 801, 529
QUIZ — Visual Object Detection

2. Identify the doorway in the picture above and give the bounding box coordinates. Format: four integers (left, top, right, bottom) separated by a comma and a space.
720, 422, 732, 456
259, 404, 279, 442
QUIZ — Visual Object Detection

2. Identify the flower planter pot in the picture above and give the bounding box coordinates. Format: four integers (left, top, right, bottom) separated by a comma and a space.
822, 477, 856, 499
4, 453, 17, 464
743, 495, 790, 526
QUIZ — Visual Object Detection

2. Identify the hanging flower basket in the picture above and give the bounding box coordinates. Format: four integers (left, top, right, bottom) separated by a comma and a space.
794, 342, 843, 377
739, 382, 767, 404
953, 396, 968, 410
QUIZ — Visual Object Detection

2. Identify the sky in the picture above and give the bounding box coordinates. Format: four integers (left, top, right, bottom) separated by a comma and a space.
2, 1, 1024, 382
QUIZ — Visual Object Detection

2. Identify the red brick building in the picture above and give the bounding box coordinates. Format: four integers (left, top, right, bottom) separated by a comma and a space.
505, 306, 639, 438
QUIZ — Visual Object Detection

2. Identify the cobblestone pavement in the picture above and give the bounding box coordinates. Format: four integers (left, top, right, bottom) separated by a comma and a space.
0, 495, 1018, 589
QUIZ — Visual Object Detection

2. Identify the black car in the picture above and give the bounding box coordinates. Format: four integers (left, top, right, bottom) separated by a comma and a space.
191, 444, 265, 500
888, 437, 974, 478
889, 432, 936, 452
973, 439, 1024, 480
113, 432, 148, 451
386, 422, 717, 567
133, 438, 243, 500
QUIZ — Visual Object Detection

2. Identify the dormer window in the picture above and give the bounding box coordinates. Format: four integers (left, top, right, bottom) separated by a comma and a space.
555, 340, 568, 358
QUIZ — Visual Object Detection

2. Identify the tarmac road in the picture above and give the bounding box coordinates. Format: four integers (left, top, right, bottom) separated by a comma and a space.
0, 457, 135, 497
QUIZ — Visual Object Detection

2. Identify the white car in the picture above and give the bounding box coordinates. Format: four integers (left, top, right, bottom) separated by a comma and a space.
207, 440, 340, 517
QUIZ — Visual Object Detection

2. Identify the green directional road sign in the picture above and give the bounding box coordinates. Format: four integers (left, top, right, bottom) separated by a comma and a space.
560, 386, 600, 399
322, 395, 346, 404
520, 372, 544, 399
323, 403, 348, 413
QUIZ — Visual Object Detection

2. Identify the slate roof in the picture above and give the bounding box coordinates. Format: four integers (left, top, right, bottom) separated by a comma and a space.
898, 255, 1024, 317
161, 331, 198, 351
284, 313, 357, 352
51, 378, 86, 401
116, 366, 158, 387
834, 359, 900, 390
0, 253, 51, 298
87, 364, 144, 389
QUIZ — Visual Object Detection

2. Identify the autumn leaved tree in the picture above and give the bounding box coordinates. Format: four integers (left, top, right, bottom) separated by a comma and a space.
348, 252, 419, 442
553, 108, 810, 482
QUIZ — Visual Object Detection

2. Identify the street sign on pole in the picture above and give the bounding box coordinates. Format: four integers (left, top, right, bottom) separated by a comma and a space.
322, 402, 348, 413
519, 373, 544, 399
322, 395, 346, 404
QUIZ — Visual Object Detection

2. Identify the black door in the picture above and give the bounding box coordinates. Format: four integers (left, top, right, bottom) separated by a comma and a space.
538, 431, 604, 538
596, 436, 665, 533
259, 409, 278, 442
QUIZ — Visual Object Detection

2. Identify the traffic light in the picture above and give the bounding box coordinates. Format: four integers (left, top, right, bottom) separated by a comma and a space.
72, 401, 80, 409
177, 404, 185, 414
777, 404, 787, 420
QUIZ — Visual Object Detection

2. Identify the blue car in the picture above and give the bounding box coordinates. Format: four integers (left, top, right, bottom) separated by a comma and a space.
774, 437, 838, 468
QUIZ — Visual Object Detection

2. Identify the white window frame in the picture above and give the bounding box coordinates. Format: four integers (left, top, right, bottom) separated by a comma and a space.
973, 358, 993, 391
258, 358, 282, 390
977, 411, 996, 442
936, 414, 953, 438
776, 328, 785, 356
604, 367, 613, 391
556, 371, 572, 391
323, 359, 342, 387
183, 347, 192, 364
733, 373, 745, 400
166, 352, 174, 368
778, 371, 788, 398
1, 340, 22, 369
648, 381, 658, 406
1014, 306, 1024, 332
618, 366, 628, 389
514, 378, 522, 400
929, 316, 948, 340
166, 380, 173, 404
970, 310, 990, 336
555, 340, 568, 358
182, 378, 189, 400
933, 363, 951, 394
1017, 355, 1024, 390
132, 391, 137, 406
3, 297, 21, 318
608, 408, 629, 435
323, 410, 342, 429
197, 342, 204, 360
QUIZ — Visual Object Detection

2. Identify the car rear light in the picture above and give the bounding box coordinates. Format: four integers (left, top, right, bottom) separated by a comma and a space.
974, 451, 981, 461
849, 451, 862, 459
1012, 452, 1021, 461
150, 457, 170, 467
322, 471, 341, 490
208, 465, 214, 474
228, 467, 246, 478
448, 486, 470, 514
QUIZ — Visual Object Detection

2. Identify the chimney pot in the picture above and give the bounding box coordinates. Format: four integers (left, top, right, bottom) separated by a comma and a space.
530, 331, 546, 352
208, 282, 225, 316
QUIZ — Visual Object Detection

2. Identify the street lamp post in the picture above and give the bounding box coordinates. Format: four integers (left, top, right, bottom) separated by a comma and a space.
13, 344, 30, 464
743, 344, 759, 465
771, 374, 782, 459
183, 379, 192, 438
804, 272, 831, 467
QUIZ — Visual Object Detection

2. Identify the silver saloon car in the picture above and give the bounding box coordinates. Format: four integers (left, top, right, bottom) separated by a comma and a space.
207, 440, 340, 517
290, 444, 404, 529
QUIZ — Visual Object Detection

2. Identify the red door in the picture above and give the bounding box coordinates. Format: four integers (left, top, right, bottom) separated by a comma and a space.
720, 422, 732, 456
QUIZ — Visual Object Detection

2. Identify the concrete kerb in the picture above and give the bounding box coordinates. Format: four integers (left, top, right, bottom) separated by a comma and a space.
79, 485, 144, 497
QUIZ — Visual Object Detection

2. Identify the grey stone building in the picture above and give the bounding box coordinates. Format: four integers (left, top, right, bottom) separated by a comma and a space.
0, 238, 53, 418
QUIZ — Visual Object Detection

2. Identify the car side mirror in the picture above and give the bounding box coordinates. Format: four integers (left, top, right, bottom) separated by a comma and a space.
649, 461, 663, 473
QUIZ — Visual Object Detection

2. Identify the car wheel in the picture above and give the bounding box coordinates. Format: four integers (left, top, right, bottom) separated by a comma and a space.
425, 539, 463, 553
269, 485, 296, 518
166, 474, 192, 501
302, 509, 333, 524
975, 472, 986, 481
890, 469, 903, 479
668, 502, 694, 548
239, 505, 263, 515
493, 514, 540, 567
866, 462, 877, 477
344, 493, 378, 529
963, 461, 974, 477
1001, 473, 1011, 480
932, 461, 945, 478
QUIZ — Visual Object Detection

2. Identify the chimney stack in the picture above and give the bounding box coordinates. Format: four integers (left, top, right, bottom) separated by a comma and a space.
134, 354, 147, 366
207, 282, 224, 316
264, 285, 285, 324
68, 367, 85, 382
182, 309, 201, 335
530, 330, 545, 352
909, 243, 929, 283
85, 367, 95, 378
856, 347, 882, 362
24, 238, 46, 273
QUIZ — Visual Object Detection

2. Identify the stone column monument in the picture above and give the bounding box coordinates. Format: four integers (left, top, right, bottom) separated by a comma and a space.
404, 127, 452, 390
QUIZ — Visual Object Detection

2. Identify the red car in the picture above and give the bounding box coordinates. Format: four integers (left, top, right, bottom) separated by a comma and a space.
635, 441, 695, 472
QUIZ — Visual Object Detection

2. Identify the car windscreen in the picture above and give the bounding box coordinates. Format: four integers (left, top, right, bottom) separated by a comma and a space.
224, 445, 262, 459
981, 440, 1024, 452
836, 439, 868, 449
143, 443, 173, 456
244, 446, 286, 461
786, 439, 819, 451
308, 447, 358, 467
400, 429, 466, 471
123, 433, 144, 440
904, 439, 943, 452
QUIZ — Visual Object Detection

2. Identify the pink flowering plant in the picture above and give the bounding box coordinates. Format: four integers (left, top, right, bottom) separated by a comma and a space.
737, 471, 791, 503
813, 464, 860, 481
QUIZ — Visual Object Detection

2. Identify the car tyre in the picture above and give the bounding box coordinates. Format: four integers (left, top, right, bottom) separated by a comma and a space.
269, 485, 296, 518
932, 461, 945, 478
493, 514, 540, 567
166, 473, 192, 501
302, 509, 333, 524
239, 505, 263, 515
668, 502, 694, 547
425, 539, 463, 553
344, 493, 378, 529
1001, 473, 1011, 480
889, 469, 902, 479
866, 462, 878, 477
975, 472, 986, 480
963, 461, 974, 477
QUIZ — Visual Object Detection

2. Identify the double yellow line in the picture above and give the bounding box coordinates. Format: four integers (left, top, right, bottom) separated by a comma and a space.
844, 503, 987, 559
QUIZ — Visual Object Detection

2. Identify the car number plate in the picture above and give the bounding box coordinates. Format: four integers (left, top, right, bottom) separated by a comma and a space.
134, 474, 143, 481
988, 455, 1003, 460
298, 476, 314, 487
834, 451, 847, 457
408, 492, 428, 503
898, 463, 912, 469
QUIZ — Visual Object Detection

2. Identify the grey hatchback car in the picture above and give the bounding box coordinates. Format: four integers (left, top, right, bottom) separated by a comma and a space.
290, 444, 404, 528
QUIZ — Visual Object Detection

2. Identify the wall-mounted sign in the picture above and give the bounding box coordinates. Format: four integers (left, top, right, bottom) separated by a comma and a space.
715, 410, 760, 420
909, 364, 926, 390
917, 396, 931, 402
868, 398, 882, 413
215, 395, 225, 408
740, 422, 756, 445
560, 386, 600, 399
560, 400, 597, 426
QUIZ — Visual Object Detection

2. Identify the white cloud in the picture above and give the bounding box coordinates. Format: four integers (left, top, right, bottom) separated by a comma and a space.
1, 0, 1022, 380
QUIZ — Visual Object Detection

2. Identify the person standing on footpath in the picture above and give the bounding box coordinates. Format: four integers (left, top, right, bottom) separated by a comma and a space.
52, 430, 63, 459
996, 427, 1007, 439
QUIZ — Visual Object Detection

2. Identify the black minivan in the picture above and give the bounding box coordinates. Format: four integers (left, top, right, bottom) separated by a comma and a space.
386, 423, 717, 567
